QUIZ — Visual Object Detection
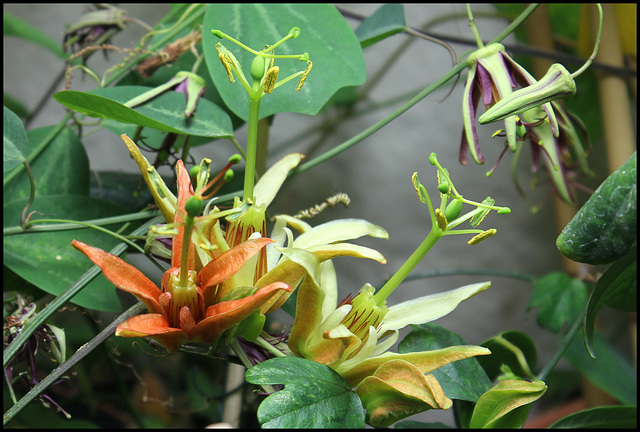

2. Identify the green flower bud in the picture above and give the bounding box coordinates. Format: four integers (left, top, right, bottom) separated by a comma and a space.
445, 199, 463, 221
189, 165, 200, 180
438, 182, 450, 194
185, 196, 203, 218
250, 54, 266, 82
479, 63, 576, 125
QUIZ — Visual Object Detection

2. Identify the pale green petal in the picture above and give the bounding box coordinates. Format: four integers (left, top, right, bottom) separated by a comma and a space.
370, 330, 399, 358
254, 153, 304, 207
335, 326, 379, 372
293, 219, 389, 249
276, 246, 321, 285
274, 214, 313, 234
319, 306, 352, 335
378, 282, 490, 335
307, 243, 387, 264
266, 217, 288, 271
319, 260, 338, 319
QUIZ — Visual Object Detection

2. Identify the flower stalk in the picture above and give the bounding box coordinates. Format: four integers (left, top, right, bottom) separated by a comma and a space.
374, 153, 510, 306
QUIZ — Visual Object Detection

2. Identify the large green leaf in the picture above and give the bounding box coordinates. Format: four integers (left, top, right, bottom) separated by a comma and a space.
3, 106, 28, 172
399, 323, 492, 402
549, 406, 637, 429
4, 195, 131, 312
355, 4, 407, 48
245, 356, 365, 428
565, 331, 636, 406
53, 87, 233, 138
4, 126, 89, 200
527, 272, 588, 334
202, 4, 366, 120
469, 379, 547, 428
584, 247, 636, 356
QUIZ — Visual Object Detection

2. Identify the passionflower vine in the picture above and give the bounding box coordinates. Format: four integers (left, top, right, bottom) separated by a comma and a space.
71, 160, 291, 351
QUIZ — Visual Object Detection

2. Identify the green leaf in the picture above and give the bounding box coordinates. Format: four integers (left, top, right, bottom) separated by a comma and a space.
203, 4, 366, 120
3, 106, 28, 172
399, 323, 492, 402
469, 379, 546, 428
3, 12, 66, 59
527, 271, 588, 333
549, 405, 637, 429
477, 331, 537, 381
3, 195, 130, 312
53, 87, 233, 138
565, 331, 636, 406
4, 126, 89, 200
355, 4, 407, 48
90, 171, 153, 211
584, 247, 636, 356
245, 356, 365, 428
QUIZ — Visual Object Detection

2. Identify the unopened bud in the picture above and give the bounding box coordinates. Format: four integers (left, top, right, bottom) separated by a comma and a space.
479, 63, 576, 124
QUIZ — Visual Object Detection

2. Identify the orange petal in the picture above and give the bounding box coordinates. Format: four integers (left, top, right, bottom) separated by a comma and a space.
199, 237, 275, 290
191, 282, 290, 344
171, 160, 196, 270
116, 313, 187, 351
72, 240, 161, 313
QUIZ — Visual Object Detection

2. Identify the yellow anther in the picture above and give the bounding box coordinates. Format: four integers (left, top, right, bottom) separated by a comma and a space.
468, 228, 497, 245
435, 208, 448, 230
263, 66, 279, 94
295, 60, 313, 91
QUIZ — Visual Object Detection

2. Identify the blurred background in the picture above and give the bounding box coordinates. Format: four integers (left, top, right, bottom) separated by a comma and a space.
4, 3, 635, 428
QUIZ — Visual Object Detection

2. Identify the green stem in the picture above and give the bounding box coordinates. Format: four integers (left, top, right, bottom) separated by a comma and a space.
2, 216, 162, 370
467, 4, 485, 48
243, 96, 262, 200
536, 302, 587, 381
373, 227, 444, 305
571, 3, 602, 78
19, 160, 36, 230
3, 211, 158, 236
179, 218, 195, 287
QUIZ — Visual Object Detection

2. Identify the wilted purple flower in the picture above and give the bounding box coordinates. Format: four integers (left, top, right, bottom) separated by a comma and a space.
461, 43, 559, 165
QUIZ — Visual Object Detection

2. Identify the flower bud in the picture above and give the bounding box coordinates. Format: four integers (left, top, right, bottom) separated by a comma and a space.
438, 183, 450, 194
444, 199, 463, 221
185, 196, 203, 218
250, 54, 266, 82
479, 63, 576, 125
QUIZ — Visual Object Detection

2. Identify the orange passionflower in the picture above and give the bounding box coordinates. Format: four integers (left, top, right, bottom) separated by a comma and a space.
71, 160, 290, 351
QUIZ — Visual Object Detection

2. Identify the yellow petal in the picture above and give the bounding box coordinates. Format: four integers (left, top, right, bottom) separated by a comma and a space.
341, 345, 491, 387
356, 359, 452, 427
